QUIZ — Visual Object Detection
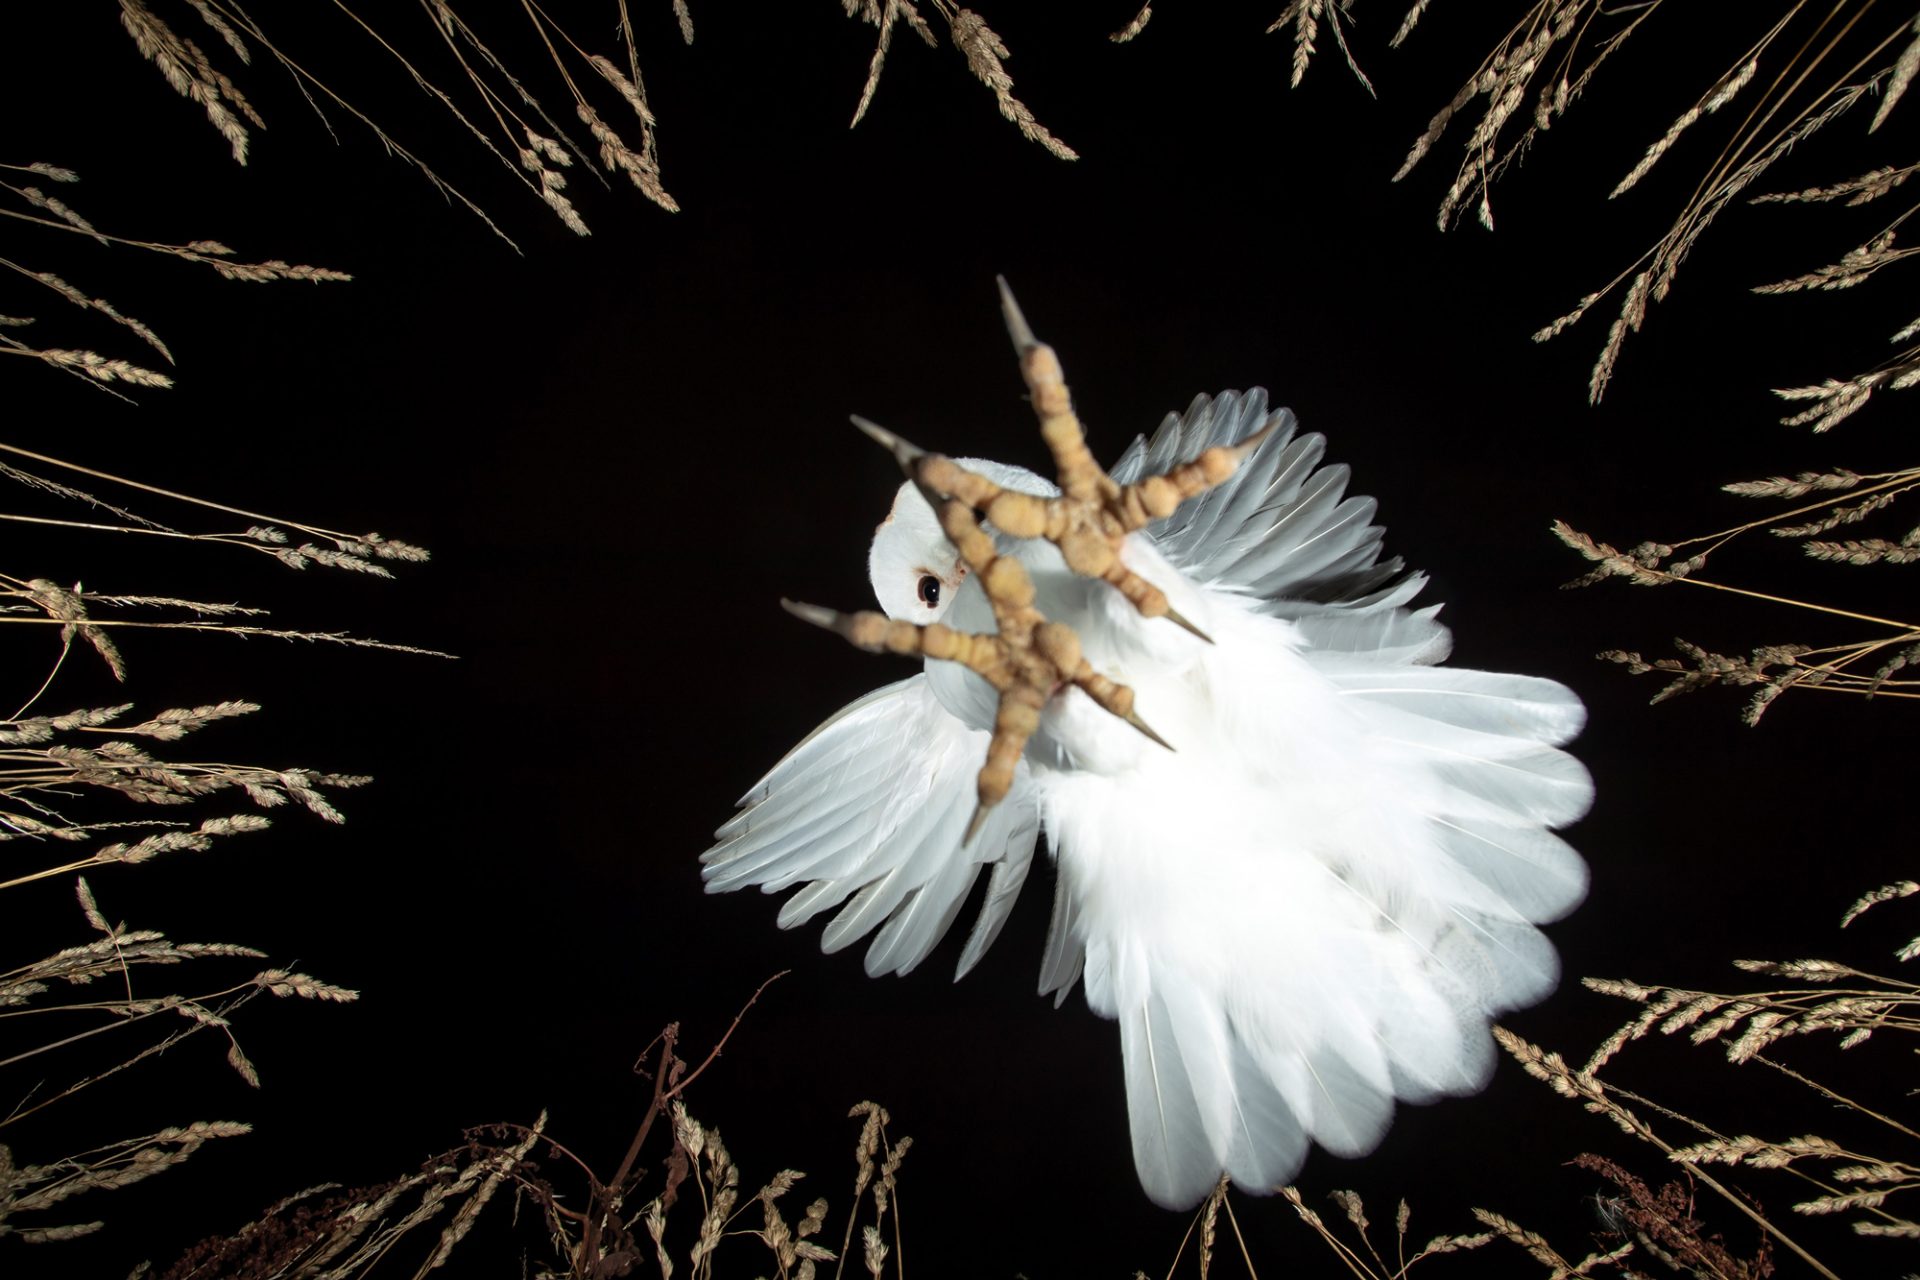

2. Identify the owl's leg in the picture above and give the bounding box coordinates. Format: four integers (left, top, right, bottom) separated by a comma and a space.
784, 282, 1276, 844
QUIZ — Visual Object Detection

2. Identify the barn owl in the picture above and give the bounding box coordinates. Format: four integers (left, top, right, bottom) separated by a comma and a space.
702, 288, 1591, 1209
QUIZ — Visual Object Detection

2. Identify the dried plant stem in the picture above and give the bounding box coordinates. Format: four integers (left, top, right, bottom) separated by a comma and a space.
198, 0, 519, 249
418, 0, 594, 182
575, 972, 787, 1270
520, 0, 679, 210
0, 510, 291, 556
1279, 1186, 1383, 1280
1689, 1, 1872, 216
0, 614, 452, 657
1645, 1106, 1914, 1240
1500, 1029, 1841, 1280
1406, 1, 1917, 406
0, 206, 349, 283
0, 513, 171, 539
1682, 468, 1920, 558
3, 1015, 231, 1129
435, 1, 604, 184
1561, 460, 1920, 715
329, 0, 589, 236
1653, 571, 1913, 631
1159, 1189, 1206, 1279
1754, 1053, 1920, 1142
0, 441, 414, 557
0, 254, 173, 362
1218, 1193, 1260, 1277
1, 858, 128, 894
1583, 10, 1913, 398
841, 2, 1076, 160
9, 636, 71, 722
0, 988, 243, 1070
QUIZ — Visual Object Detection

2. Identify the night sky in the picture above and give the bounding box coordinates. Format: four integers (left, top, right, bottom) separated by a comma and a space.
7, 3, 1918, 1276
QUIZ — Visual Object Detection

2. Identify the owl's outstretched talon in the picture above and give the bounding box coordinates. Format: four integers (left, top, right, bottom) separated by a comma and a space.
996, 286, 1258, 627
783, 598, 1015, 690
791, 285, 1293, 847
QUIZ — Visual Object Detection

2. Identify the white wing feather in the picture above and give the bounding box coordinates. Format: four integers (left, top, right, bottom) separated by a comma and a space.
1112, 390, 1411, 609
702, 676, 1040, 979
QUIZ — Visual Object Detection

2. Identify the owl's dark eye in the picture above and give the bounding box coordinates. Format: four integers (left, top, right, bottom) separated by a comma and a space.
917, 574, 942, 607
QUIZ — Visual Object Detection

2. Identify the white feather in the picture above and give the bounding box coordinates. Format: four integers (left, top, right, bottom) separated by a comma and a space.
703, 676, 1039, 978
704, 389, 1593, 1209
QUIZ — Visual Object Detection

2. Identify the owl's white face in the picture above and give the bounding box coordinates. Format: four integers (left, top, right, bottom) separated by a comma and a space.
868, 459, 1061, 624
868, 481, 965, 623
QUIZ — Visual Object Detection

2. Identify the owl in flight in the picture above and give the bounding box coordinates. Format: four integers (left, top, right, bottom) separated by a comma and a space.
703, 284, 1591, 1209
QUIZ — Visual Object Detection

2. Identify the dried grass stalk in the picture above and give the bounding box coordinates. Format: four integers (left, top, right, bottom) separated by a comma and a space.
1558, 458, 1920, 718
119, 0, 260, 164
840, 3, 1075, 159
1269, 1, 1373, 95
946, 9, 1078, 160
1110, 4, 1152, 44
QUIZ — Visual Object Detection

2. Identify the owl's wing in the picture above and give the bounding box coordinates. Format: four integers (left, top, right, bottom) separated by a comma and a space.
1111, 389, 1427, 614
702, 674, 1043, 980
1112, 386, 1459, 690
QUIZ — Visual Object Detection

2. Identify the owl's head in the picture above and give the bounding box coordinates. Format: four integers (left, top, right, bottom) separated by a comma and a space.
868, 481, 964, 623
867, 459, 1059, 624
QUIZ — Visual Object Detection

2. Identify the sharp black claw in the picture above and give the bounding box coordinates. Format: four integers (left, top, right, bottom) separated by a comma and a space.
996, 275, 1038, 353
851, 414, 927, 476
780, 598, 843, 631
1125, 708, 1175, 752
962, 803, 991, 848
1163, 605, 1215, 645
1225, 418, 1281, 463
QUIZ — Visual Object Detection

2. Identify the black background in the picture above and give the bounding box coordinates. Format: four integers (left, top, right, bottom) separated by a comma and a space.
5, 3, 1918, 1276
